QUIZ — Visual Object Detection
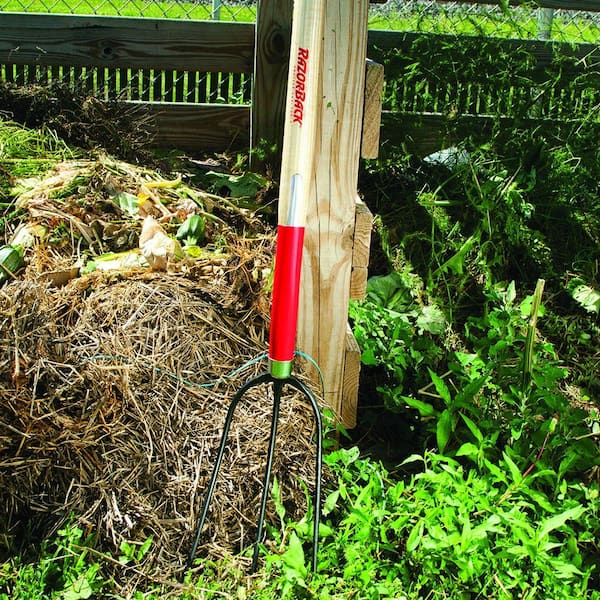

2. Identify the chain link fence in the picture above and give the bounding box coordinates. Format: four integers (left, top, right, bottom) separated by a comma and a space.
0, 0, 255, 21
370, 1, 599, 44
0, 0, 598, 44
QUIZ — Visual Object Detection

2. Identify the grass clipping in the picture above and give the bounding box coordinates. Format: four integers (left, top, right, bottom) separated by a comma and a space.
0, 161, 323, 589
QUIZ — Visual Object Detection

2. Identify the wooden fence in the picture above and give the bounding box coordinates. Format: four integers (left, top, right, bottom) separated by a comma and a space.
1, 2, 599, 155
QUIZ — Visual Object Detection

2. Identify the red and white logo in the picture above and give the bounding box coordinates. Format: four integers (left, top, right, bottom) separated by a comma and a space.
292, 47, 309, 125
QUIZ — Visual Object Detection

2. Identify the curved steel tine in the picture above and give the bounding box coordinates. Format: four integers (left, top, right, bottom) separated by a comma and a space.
187, 372, 272, 570
251, 375, 323, 573
251, 378, 283, 572
187, 372, 323, 575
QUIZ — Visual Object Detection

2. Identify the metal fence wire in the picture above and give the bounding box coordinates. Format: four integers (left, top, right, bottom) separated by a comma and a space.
370, 1, 599, 44
0, 1, 598, 119
0, 0, 598, 44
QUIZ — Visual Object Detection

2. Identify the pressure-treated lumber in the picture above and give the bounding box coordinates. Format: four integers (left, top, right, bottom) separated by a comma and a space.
144, 103, 250, 152
350, 197, 373, 301
0, 14, 254, 71
361, 59, 385, 159
342, 324, 362, 430
297, 0, 370, 423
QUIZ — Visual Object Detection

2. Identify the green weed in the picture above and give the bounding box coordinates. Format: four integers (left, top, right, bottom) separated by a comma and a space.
0, 522, 105, 599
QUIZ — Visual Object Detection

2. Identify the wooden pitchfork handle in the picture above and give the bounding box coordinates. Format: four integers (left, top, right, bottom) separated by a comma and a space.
268, 0, 326, 380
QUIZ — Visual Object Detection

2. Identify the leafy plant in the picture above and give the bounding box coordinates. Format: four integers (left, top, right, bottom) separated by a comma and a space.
118, 536, 153, 566
0, 522, 105, 600
349, 270, 447, 406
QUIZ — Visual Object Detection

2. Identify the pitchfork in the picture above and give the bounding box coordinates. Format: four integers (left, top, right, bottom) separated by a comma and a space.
187, 0, 326, 574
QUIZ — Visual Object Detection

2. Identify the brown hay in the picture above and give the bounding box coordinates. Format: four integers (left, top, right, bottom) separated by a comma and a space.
0, 249, 325, 590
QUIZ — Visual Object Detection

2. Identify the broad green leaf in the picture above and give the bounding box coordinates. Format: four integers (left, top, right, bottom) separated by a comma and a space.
176, 214, 206, 246
504, 544, 529, 558
460, 514, 472, 552
403, 396, 439, 417
416, 305, 446, 335
520, 487, 553, 512
471, 514, 503, 540
558, 453, 580, 480
537, 505, 586, 541
456, 442, 479, 459
112, 191, 139, 216
137, 535, 153, 560
428, 369, 452, 405
548, 557, 583, 580
505, 280, 516, 305
434, 235, 476, 277
361, 347, 379, 366
502, 450, 522, 485
323, 490, 340, 516
318, 522, 335, 538
282, 531, 307, 576
482, 458, 507, 484
61, 576, 93, 600
400, 454, 425, 467
366, 271, 411, 309
206, 170, 268, 199
520, 294, 546, 318
571, 283, 600, 313
461, 413, 483, 444
436, 409, 453, 453
406, 520, 424, 553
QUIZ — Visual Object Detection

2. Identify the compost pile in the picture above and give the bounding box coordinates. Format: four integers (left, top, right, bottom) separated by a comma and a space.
0, 116, 323, 589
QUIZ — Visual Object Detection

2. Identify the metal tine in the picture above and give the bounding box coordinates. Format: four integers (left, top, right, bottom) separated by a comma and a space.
187, 373, 322, 574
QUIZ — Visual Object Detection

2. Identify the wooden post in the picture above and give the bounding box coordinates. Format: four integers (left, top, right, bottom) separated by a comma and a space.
211, 0, 222, 21
537, 8, 554, 39
297, 0, 370, 426
251, 0, 293, 171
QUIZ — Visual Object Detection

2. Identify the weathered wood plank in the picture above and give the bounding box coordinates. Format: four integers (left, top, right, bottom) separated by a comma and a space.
0, 14, 255, 73
378, 111, 600, 156
297, 0, 370, 422
143, 103, 250, 152
368, 30, 600, 72
251, 0, 293, 168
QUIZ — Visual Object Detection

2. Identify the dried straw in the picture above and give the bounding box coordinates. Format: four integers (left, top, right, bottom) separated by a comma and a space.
0, 246, 324, 590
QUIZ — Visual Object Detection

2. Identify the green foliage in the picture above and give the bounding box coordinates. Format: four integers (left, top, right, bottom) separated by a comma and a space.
259, 446, 599, 599
0, 522, 105, 600
349, 270, 446, 406
118, 536, 153, 566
